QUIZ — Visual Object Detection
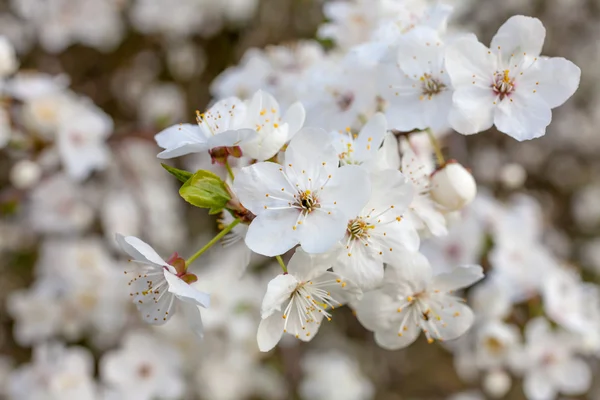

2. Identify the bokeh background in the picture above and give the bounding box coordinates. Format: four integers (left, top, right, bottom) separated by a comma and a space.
0, 0, 599, 399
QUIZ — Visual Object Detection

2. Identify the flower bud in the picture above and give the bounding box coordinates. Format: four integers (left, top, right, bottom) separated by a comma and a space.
10, 160, 41, 189
430, 160, 476, 211
179, 169, 231, 214
482, 370, 511, 398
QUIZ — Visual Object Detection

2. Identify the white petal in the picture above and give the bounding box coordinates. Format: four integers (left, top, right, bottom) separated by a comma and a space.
286, 305, 324, 342
355, 290, 396, 331
520, 57, 581, 109
523, 370, 555, 400
493, 92, 551, 141
395, 27, 445, 80
115, 234, 169, 267
257, 312, 285, 352
432, 265, 484, 292
314, 271, 362, 304
334, 246, 384, 291
354, 112, 387, 163
287, 246, 341, 282
282, 101, 306, 139
367, 169, 414, 212
285, 127, 338, 178
298, 208, 348, 254
384, 251, 432, 292
244, 209, 300, 256
137, 291, 176, 325
180, 301, 204, 338
445, 37, 496, 87
320, 165, 371, 217
241, 125, 289, 161
378, 220, 420, 258
434, 300, 475, 341
524, 317, 552, 343
206, 128, 256, 149
233, 161, 296, 215
260, 274, 298, 318
372, 133, 400, 171
164, 271, 210, 308
155, 123, 208, 159
374, 324, 421, 350
449, 87, 496, 135
554, 358, 592, 395
491, 16, 546, 59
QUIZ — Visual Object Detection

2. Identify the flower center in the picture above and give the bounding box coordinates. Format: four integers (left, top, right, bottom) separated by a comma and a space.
420, 74, 446, 98
296, 190, 320, 214
484, 337, 505, 355
492, 69, 515, 99
347, 218, 374, 240
335, 91, 355, 111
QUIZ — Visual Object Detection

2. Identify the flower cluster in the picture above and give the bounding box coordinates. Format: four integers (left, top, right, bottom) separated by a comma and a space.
0, 0, 597, 400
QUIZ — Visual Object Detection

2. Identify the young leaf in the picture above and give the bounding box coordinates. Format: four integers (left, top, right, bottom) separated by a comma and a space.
161, 163, 193, 183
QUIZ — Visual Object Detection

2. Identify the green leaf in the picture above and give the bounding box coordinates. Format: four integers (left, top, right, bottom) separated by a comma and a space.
161, 163, 193, 183
179, 170, 231, 213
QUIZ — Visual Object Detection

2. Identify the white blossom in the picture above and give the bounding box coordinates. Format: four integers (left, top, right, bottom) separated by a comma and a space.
334, 168, 420, 290
234, 127, 371, 256
356, 252, 483, 349
445, 15, 581, 140
116, 234, 210, 337
155, 97, 255, 159
240, 90, 305, 161
257, 248, 361, 351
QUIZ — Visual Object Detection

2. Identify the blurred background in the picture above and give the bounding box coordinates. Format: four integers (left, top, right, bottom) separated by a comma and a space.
0, 0, 599, 399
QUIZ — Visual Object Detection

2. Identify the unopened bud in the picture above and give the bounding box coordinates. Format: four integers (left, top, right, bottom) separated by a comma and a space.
482, 370, 511, 398
430, 160, 476, 212
10, 160, 41, 189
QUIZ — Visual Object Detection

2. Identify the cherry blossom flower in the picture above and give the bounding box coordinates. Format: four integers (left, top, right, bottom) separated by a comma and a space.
329, 112, 387, 168
100, 331, 184, 400
380, 26, 453, 131
8, 343, 97, 400
510, 318, 592, 400
446, 15, 581, 140
299, 350, 374, 400
355, 252, 483, 350
240, 90, 305, 161
257, 248, 361, 351
116, 234, 210, 337
155, 97, 255, 159
334, 168, 420, 290
233, 127, 371, 256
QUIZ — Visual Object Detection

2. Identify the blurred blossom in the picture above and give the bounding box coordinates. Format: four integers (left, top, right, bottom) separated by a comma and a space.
572, 184, 600, 231
100, 331, 185, 400
138, 83, 187, 128
299, 350, 374, 400
7, 343, 97, 400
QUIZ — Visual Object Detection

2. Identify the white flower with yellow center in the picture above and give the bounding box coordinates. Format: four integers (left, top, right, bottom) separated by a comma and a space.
355, 252, 483, 350
116, 234, 210, 337
154, 96, 255, 159
257, 248, 361, 352
446, 15, 581, 140
380, 26, 453, 131
330, 112, 387, 168
233, 127, 371, 256
240, 90, 305, 161
333, 168, 419, 290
